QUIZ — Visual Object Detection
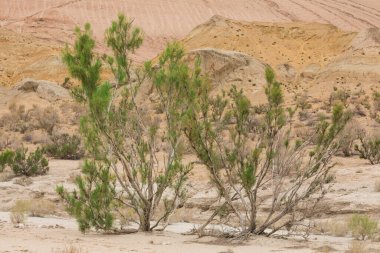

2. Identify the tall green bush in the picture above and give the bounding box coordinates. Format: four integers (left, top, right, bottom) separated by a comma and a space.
57, 14, 191, 233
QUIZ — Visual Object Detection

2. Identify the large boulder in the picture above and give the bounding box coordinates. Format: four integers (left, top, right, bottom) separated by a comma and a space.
15, 78, 70, 102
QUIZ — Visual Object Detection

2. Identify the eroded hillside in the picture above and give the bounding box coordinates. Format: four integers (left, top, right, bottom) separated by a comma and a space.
0, 0, 379, 61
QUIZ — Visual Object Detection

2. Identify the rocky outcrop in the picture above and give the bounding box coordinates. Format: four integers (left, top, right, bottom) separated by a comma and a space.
15, 78, 70, 102
187, 48, 268, 89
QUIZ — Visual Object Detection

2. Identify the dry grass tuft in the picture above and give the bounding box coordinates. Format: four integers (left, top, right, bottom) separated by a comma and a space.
52, 246, 88, 253
11, 199, 56, 218
315, 220, 349, 237
10, 200, 28, 225
375, 180, 380, 192
348, 241, 366, 253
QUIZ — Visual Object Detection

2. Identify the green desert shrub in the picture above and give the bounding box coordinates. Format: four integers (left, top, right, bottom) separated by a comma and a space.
57, 161, 116, 232
58, 15, 190, 233
0, 149, 15, 172
0, 148, 49, 176
43, 134, 84, 160
348, 214, 378, 240
355, 132, 380, 164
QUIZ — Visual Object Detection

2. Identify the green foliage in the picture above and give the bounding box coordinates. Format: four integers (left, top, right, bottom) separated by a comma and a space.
105, 13, 143, 85
12, 148, 49, 176
57, 160, 116, 233
348, 214, 378, 240
355, 134, 380, 165
63, 23, 101, 102
0, 149, 15, 172
0, 148, 49, 176
43, 134, 84, 160
59, 15, 191, 232
180, 65, 350, 236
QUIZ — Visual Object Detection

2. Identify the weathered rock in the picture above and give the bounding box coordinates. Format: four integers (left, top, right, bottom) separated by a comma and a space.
187, 48, 267, 87
15, 78, 70, 102
301, 63, 321, 79
276, 63, 297, 82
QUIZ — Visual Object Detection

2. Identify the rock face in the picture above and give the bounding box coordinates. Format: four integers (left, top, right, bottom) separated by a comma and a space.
15, 78, 70, 102
187, 48, 267, 85
186, 48, 268, 101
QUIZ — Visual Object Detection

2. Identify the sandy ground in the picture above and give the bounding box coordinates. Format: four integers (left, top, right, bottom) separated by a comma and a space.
0, 158, 379, 253
0, 212, 368, 253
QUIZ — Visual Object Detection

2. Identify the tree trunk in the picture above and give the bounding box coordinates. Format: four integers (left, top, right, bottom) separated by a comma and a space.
139, 207, 151, 231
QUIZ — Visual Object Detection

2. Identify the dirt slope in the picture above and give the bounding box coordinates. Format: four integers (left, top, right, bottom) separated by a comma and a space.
183, 16, 380, 102
0, 28, 65, 86
184, 16, 357, 71
1, 0, 379, 61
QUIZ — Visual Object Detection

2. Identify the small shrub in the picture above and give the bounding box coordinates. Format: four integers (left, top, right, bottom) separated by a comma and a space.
10, 200, 29, 225
11, 199, 56, 218
35, 106, 59, 135
10, 211, 26, 225
355, 133, 380, 164
373, 92, 380, 111
316, 220, 348, 237
28, 199, 56, 217
0, 132, 13, 150
330, 89, 350, 107
53, 246, 88, 253
0, 103, 33, 133
295, 92, 312, 110
13, 148, 49, 176
43, 134, 84, 160
0, 148, 49, 176
252, 104, 268, 114
0, 149, 15, 172
298, 110, 309, 121
348, 241, 366, 253
338, 122, 360, 157
348, 214, 378, 240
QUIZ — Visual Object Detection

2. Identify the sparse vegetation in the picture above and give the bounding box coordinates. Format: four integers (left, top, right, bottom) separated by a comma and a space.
329, 88, 350, 108
316, 220, 349, 237
0, 103, 59, 136
348, 241, 366, 253
10, 200, 29, 225
11, 199, 56, 217
52, 246, 88, 253
0, 103, 32, 133
355, 132, 380, 164
43, 133, 84, 160
0, 148, 49, 176
35, 106, 59, 136
338, 122, 360, 157
373, 91, 380, 111
348, 214, 378, 240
